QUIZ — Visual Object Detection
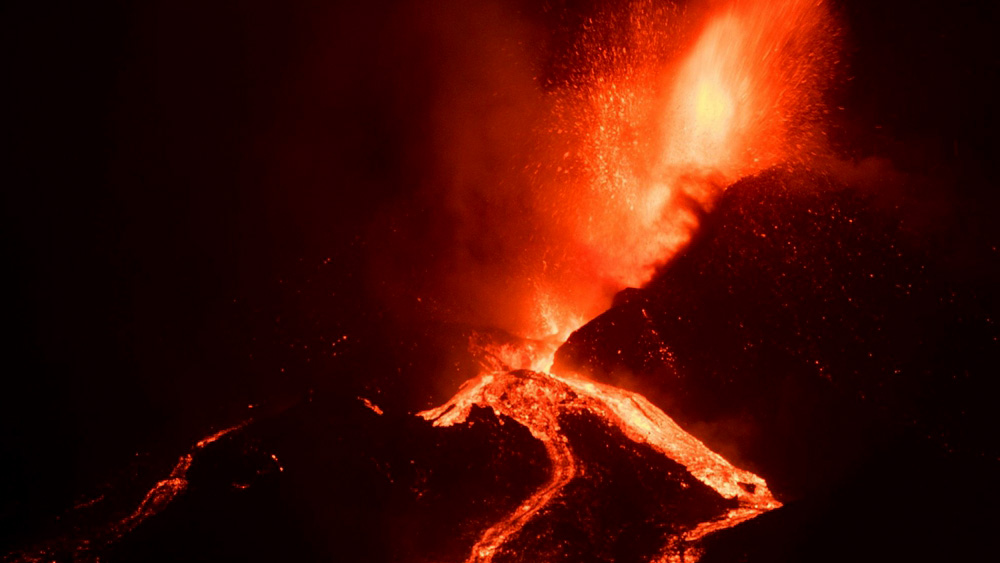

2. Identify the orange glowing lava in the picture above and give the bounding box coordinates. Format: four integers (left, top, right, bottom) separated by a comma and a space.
420, 366, 780, 562
114, 422, 251, 538
418, 0, 839, 560
516, 0, 839, 344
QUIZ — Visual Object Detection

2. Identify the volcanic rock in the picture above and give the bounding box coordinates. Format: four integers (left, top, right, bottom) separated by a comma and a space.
554, 166, 998, 561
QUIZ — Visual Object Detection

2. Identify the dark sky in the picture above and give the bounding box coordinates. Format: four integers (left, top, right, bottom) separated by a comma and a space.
3, 0, 997, 552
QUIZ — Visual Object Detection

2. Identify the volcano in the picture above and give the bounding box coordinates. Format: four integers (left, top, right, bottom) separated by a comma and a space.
7, 166, 996, 563
5, 0, 998, 562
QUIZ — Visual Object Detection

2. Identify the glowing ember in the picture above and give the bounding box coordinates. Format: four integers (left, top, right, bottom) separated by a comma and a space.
359, 396, 385, 415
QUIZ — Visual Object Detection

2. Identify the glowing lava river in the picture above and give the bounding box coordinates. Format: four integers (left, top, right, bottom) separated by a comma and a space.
420, 342, 780, 563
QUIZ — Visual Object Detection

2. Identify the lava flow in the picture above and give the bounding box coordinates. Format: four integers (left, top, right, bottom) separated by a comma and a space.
420, 363, 780, 562
5, 421, 269, 563
417, 0, 839, 561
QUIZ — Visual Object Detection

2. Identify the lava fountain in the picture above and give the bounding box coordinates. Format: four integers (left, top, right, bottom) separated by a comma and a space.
418, 0, 840, 561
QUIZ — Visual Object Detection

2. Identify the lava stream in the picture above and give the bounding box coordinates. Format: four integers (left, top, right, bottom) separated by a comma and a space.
4, 421, 265, 563
116, 422, 251, 534
467, 427, 574, 562
420, 367, 780, 562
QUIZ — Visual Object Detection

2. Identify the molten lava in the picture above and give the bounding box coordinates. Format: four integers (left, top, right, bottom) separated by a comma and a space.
419, 0, 840, 560
501, 0, 840, 344
5, 421, 273, 563
420, 366, 780, 562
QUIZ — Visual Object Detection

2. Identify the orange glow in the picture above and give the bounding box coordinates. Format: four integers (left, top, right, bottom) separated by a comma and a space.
425, 0, 838, 360
420, 367, 780, 562
359, 396, 384, 415
417, 0, 839, 559
659, 0, 835, 181
442, 0, 839, 347
694, 76, 734, 141
115, 422, 249, 538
